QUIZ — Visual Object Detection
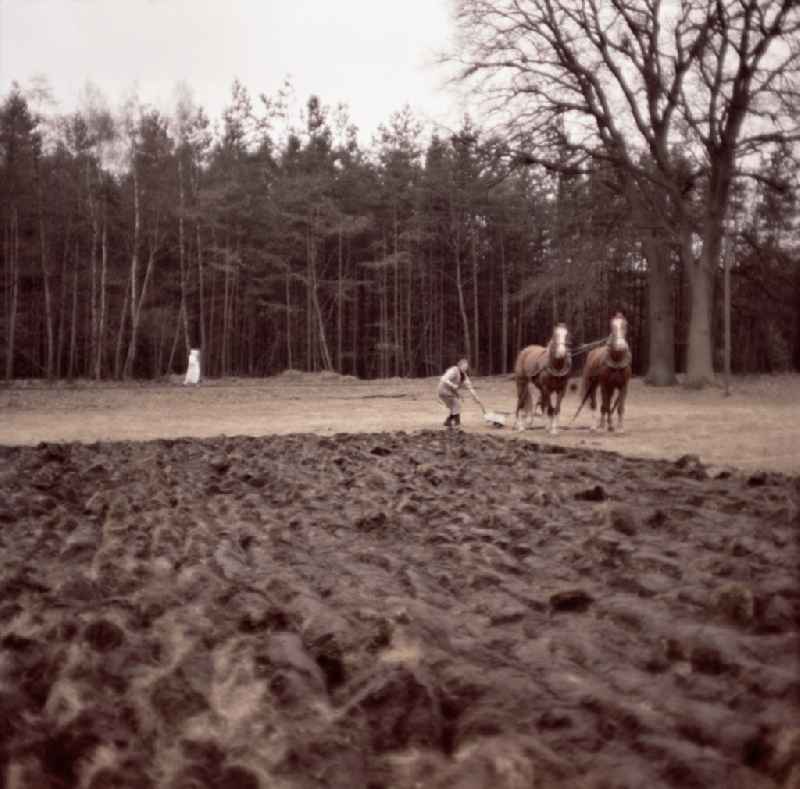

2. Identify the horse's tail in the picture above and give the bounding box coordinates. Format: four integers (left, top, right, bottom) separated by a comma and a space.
570, 379, 595, 425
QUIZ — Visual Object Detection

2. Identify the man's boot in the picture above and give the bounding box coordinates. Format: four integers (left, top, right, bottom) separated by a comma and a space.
443, 414, 454, 427
452, 414, 461, 428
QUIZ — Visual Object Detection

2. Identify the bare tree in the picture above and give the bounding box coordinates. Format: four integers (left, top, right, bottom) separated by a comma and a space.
450, 0, 800, 386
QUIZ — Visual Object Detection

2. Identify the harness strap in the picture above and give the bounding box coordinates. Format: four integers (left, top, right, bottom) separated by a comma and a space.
546, 354, 572, 378
537, 344, 572, 379
604, 348, 632, 370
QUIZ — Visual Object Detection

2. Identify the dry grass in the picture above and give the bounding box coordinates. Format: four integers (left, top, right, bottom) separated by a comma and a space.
1, 372, 798, 474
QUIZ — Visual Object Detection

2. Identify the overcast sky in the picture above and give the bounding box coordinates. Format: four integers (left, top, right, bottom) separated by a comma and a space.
1, 0, 466, 142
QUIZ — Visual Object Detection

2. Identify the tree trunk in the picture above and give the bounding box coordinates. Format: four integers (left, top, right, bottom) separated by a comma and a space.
306, 230, 313, 371
196, 224, 207, 359
123, 161, 141, 378
500, 232, 508, 374
684, 218, 718, 387
68, 247, 79, 380
39, 215, 55, 380
381, 262, 389, 378
95, 216, 108, 380
89, 215, 98, 381
337, 223, 343, 372
208, 258, 217, 377
643, 235, 677, 386
393, 212, 401, 377
165, 309, 182, 377
406, 240, 413, 376
685, 258, 715, 387
113, 275, 130, 379
221, 245, 230, 376
438, 264, 445, 371
124, 216, 158, 379
685, 142, 733, 388
471, 230, 479, 372
4, 212, 19, 381
177, 154, 190, 354
351, 276, 359, 376
455, 249, 472, 362
56, 220, 71, 378
285, 266, 293, 370
308, 235, 332, 372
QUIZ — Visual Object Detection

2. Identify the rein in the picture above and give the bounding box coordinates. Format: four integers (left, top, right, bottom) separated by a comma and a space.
570, 337, 631, 368
571, 338, 607, 358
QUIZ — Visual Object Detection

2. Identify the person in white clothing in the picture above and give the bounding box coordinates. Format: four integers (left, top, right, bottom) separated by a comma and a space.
184, 348, 201, 385
437, 358, 481, 428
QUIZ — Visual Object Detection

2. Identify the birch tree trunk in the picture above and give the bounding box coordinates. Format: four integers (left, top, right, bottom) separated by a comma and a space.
68, 245, 79, 380
500, 231, 509, 373
4, 211, 19, 381
56, 222, 71, 378
177, 154, 190, 355
350, 278, 358, 376
89, 216, 98, 379
285, 266, 293, 370
308, 233, 333, 371
113, 280, 129, 380
471, 229, 479, 372
197, 224, 207, 359
94, 216, 107, 380
39, 214, 55, 380
208, 259, 216, 377
123, 216, 159, 379
455, 248, 472, 363
122, 158, 141, 378
306, 230, 313, 370
165, 306, 183, 375
337, 223, 343, 372
393, 212, 401, 377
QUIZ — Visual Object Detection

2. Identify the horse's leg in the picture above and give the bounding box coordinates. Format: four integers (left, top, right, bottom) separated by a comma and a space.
514, 376, 531, 431
589, 380, 602, 432
595, 381, 609, 432
587, 379, 600, 432
616, 383, 627, 433
526, 381, 537, 429
602, 383, 615, 432
539, 388, 551, 433
513, 377, 525, 431
550, 386, 565, 435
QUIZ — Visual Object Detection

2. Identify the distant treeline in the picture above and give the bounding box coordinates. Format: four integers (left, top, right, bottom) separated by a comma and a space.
1, 81, 797, 382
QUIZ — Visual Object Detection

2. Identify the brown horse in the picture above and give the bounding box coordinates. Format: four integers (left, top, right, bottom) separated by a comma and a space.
513, 323, 572, 434
574, 313, 632, 432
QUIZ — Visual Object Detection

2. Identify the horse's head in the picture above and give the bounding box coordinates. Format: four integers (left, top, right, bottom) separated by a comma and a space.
608, 313, 630, 363
548, 323, 571, 373
609, 313, 628, 350
551, 323, 569, 359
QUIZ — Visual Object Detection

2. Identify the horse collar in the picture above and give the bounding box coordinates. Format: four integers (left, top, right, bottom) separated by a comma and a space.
605, 348, 632, 370
546, 347, 572, 378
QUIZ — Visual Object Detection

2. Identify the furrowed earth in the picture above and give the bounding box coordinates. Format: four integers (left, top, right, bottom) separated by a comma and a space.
0, 374, 798, 788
